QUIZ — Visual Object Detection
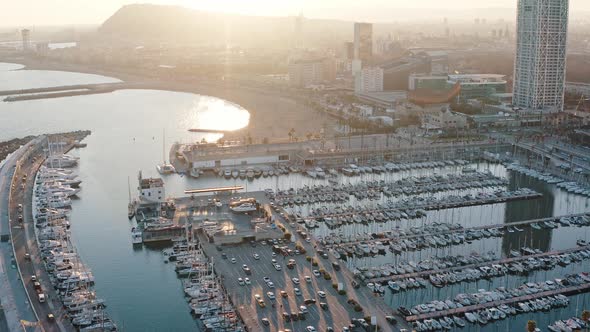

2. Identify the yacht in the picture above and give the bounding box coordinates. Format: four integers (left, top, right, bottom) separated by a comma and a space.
230, 202, 257, 213
131, 227, 143, 244
157, 163, 176, 175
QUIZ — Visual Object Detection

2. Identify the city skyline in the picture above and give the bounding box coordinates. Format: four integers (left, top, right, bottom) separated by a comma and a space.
3, 0, 590, 27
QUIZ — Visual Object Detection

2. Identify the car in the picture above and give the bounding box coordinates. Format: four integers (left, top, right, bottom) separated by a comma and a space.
280, 290, 288, 298
271, 259, 277, 265
317, 291, 326, 298
292, 277, 300, 284
263, 277, 271, 283
253, 253, 260, 260
221, 253, 227, 259
30, 275, 37, 282
244, 278, 251, 285
312, 270, 320, 277
305, 276, 312, 283
326, 328, 334, 332
250, 240, 257, 247
261, 318, 270, 326
294, 288, 302, 296
300, 305, 308, 314
342, 327, 350, 332
24, 253, 30, 260
272, 252, 277, 258
244, 267, 251, 275
305, 237, 311, 243
304, 299, 316, 305
299, 311, 306, 320
38, 293, 46, 303
295, 249, 301, 255
306, 327, 316, 332
242, 264, 248, 270
230, 258, 236, 264
274, 264, 282, 271
385, 316, 397, 324
267, 282, 275, 288
291, 312, 299, 321
238, 278, 245, 285
320, 302, 328, 310
287, 263, 295, 270
254, 294, 262, 301
283, 312, 291, 322
47, 313, 55, 321
261, 241, 267, 245
267, 292, 275, 300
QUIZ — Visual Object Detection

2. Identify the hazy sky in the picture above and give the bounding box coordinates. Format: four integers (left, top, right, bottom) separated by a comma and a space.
2, 0, 589, 27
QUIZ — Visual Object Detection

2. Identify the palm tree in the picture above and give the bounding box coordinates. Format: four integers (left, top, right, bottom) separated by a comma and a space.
527, 320, 537, 332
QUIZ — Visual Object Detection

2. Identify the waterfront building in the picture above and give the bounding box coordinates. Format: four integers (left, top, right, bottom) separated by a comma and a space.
354, 22, 373, 63
288, 57, 336, 87
513, 0, 569, 112
138, 172, 165, 203
447, 74, 507, 102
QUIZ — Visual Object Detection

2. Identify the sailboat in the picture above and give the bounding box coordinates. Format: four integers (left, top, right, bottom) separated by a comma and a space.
127, 176, 136, 219
156, 129, 176, 174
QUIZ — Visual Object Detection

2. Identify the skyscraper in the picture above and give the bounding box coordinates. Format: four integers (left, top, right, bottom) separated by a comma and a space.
353, 22, 372, 63
513, 0, 569, 112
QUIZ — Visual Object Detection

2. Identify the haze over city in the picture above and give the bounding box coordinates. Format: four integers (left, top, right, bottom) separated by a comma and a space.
1, 1, 590, 332
4, 0, 590, 26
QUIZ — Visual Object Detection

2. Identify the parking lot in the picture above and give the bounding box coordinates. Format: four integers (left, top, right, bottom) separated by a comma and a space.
202, 236, 365, 332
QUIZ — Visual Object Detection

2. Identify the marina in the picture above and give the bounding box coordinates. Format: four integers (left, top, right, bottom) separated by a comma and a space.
1, 62, 590, 331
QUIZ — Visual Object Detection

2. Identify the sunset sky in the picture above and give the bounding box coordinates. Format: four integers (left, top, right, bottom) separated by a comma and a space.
3, 0, 589, 27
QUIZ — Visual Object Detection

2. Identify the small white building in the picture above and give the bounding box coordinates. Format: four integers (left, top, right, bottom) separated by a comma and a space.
138, 172, 165, 203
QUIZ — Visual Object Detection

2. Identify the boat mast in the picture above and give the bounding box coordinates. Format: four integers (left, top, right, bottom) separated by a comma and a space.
162, 128, 167, 165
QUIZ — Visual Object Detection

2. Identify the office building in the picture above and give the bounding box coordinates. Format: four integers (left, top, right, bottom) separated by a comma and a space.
354, 22, 373, 62
513, 0, 569, 112
355, 67, 383, 93
21, 29, 30, 52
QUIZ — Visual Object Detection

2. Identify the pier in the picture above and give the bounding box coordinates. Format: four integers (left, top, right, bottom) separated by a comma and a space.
323, 212, 586, 248
368, 245, 590, 284
404, 282, 590, 322
312, 191, 542, 221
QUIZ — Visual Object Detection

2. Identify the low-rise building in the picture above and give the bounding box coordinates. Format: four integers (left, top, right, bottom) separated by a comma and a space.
421, 107, 468, 130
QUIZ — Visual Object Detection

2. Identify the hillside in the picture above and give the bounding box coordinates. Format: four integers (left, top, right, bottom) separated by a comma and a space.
98, 4, 353, 49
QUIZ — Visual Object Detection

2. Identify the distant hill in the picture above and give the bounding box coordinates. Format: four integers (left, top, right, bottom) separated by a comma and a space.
98, 4, 353, 49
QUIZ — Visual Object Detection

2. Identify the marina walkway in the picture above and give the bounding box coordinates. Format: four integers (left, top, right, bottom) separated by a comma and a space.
323, 212, 588, 248
404, 281, 590, 322
367, 245, 590, 284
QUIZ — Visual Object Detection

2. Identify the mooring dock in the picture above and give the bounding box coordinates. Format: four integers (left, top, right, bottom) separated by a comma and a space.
368, 245, 590, 284
404, 282, 590, 322
323, 212, 588, 248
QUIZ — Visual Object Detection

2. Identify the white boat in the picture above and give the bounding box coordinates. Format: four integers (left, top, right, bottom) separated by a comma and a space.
157, 129, 175, 174
230, 202, 257, 213
157, 163, 176, 175
131, 227, 142, 244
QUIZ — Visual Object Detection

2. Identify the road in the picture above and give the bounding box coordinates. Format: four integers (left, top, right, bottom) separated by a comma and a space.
0, 144, 37, 331
6, 136, 76, 332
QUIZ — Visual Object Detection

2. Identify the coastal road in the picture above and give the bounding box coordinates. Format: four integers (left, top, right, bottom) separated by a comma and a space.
7, 137, 76, 332
0, 146, 37, 331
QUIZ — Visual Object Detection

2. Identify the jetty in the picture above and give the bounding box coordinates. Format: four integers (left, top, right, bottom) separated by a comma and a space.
324, 212, 587, 248
368, 245, 590, 284
404, 282, 590, 322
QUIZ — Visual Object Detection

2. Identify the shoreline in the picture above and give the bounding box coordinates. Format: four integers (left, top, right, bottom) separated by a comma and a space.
0, 57, 336, 141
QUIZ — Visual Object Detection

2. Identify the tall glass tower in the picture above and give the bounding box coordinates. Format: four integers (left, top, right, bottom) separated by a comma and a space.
513, 0, 569, 112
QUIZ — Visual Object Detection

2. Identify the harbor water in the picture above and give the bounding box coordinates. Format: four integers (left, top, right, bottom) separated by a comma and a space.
1, 63, 589, 331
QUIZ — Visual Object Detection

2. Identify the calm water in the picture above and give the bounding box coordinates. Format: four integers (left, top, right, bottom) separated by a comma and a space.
1, 62, 589, 331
